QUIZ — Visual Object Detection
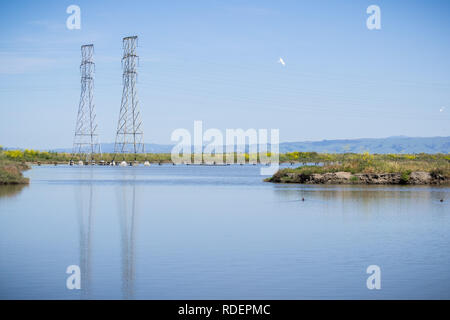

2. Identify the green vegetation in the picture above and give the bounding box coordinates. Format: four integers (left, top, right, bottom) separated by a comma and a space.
1, 149, 175, 163
1, 148, 449, 169
0, 150, 285, 164
274, 152, 449, 175
0, 161, 29, 185
266, 152, 449, 184
400, 170, 412, 184
0, 146, 29, 184
0, 146, 449, 184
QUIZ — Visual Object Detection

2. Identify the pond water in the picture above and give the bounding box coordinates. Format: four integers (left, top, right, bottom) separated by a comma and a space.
0, 165, 449, 299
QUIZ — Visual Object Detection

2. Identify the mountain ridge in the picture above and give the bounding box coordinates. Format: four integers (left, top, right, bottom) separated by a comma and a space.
43, 136, 450, 154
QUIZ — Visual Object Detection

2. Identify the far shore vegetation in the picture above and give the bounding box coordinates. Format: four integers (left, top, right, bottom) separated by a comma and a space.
0, 146, 449, 184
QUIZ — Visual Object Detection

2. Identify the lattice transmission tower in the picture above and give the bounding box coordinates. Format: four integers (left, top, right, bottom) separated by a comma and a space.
114, 36, 145, 161
72, 44, 101, 162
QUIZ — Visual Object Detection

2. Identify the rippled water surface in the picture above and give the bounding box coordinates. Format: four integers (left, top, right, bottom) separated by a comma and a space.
0, 165, 449, 299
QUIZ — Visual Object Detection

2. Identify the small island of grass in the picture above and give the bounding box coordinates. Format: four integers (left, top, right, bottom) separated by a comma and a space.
266, 152, 450, 185
0, 148, 30, 185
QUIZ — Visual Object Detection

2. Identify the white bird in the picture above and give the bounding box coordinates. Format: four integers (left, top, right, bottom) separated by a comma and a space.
119, 161, 127, 167
278, 57, 286, 66
439, 106, 445, 112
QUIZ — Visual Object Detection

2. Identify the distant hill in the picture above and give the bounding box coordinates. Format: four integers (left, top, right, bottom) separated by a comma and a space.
279, 136, 450, 154
48, 136, 450, 154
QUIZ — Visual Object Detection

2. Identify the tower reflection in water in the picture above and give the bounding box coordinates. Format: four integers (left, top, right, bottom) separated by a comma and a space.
74, 169, 94, 299
74, 168, 138, 299
116, 173, 138, 299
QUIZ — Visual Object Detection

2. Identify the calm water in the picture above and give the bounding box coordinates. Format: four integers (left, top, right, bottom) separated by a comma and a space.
0, 165, 449, 299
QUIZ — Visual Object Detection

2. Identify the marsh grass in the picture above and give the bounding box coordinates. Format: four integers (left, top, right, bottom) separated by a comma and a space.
282, 154, 449, 177
0, 160, 29, 184
1, 148, 449, 178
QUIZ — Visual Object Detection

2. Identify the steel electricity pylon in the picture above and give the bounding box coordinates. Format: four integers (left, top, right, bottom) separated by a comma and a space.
113, 36, 144, 161
72, 44, 101, 162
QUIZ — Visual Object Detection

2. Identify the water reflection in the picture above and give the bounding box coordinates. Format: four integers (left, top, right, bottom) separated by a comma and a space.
116, 172, 138, 299
74, 169, 139, 299
74, 172, 94, 298
1, 165, 449, 299
273, 185, 447, 203
272, 185, 448, 218
0, 184, 27, 198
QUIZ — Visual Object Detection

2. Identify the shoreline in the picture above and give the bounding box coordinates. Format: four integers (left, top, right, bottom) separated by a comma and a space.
266, 170, 449, 185
0, 162, 30, 185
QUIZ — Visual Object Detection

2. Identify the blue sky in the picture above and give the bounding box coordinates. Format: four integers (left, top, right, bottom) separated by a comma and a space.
0, 0, 449, 149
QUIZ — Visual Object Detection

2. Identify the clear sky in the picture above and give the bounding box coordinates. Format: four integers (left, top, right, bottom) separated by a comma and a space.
0, 0, 449, 149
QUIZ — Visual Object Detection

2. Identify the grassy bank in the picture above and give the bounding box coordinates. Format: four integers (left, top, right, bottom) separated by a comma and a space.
278, 153, 449, 174
0, 147, 30, 184
0, 160, 29, 185
1, 147, 449, 185
266, 152, 450, 184
2, 149, 449, 165
1, 149, 174, 164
